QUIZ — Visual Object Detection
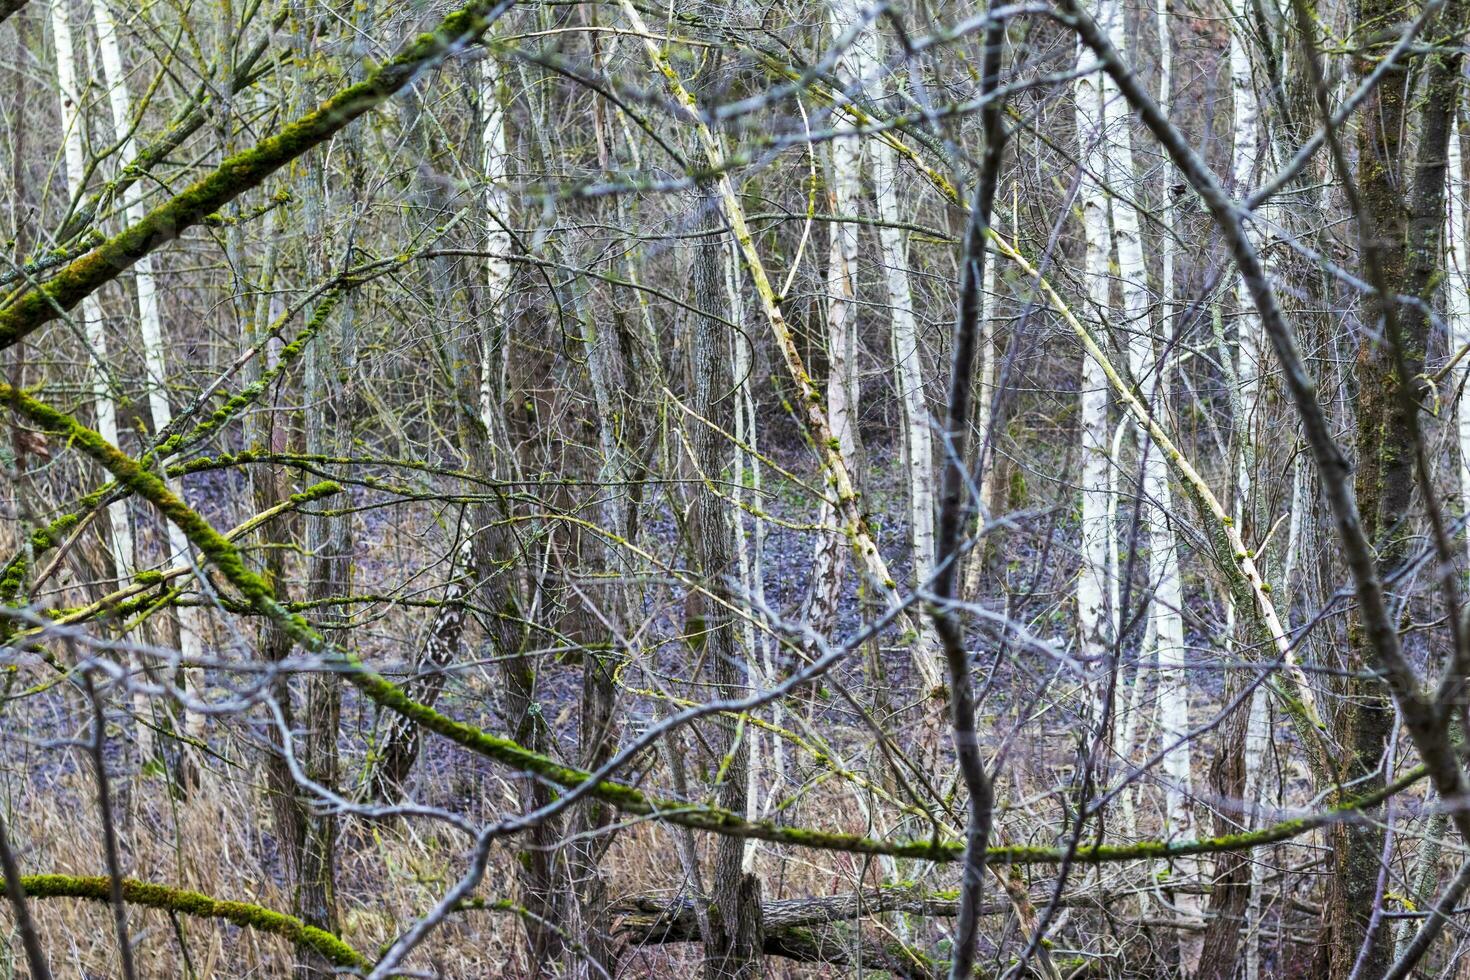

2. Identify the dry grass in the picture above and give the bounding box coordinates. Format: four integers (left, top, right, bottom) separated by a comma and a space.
0, 733, 894, 978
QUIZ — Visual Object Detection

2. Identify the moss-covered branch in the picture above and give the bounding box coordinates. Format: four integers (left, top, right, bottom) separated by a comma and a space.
0, 0, 514, 349
22, 482, 341, 635
10, 874, 368, 970
154, 288, 344, 459
0, 382, 1430, 866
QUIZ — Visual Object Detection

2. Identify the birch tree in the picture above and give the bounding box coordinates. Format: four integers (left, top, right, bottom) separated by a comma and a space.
7, 1, 1470, 976
89, 0, 210, 758
48, 0, 145, 755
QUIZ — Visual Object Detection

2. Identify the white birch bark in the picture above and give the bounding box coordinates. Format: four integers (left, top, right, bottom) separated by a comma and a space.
51, 0, 146, 756
873, 140, 936, 584
1074, 45, 1112, 684
91, 0, 209, 748
961, 212, 999, 602
480, 55, 513, 436
727, 240, 770, 872
834, 9, 936, 586
1120, 0, 1199, 954
804, 5, 867, 634
1229, 3, 1272, 973
815, 1, 926, 922
1116, 0, 1198, 945
1080, 0, 1199, 954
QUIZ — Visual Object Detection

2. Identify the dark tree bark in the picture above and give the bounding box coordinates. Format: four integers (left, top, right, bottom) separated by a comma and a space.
616, 892, 938, 977
1320, 0, 1469, 972
687, 181, 762, 979
1196, 687, 1250, 980
361, 538, 471, 802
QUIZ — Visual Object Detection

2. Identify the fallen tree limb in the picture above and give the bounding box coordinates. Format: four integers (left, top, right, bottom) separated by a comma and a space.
614, 894, 937, 976
613, 887, 960, 934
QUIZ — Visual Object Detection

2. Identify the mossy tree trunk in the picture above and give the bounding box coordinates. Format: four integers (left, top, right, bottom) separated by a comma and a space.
1322, 0, 1468, 972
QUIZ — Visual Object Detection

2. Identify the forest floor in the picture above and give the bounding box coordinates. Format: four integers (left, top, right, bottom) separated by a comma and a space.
0, 435, 1304, 977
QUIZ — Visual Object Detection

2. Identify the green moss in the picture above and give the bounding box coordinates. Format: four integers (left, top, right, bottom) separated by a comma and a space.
1, 385, 1430, 871
1007, 465, 1027, 508
0, 0, 514, 350
13, 874, 367, 969
159, 290, 344, 459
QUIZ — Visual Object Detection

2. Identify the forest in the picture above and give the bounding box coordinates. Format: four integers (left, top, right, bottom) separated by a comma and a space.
0, 0, 1468, 975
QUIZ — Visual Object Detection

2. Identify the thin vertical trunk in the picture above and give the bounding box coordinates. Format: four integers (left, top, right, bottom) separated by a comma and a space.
873, 140, 935, 585
727, 236, 780, 843
292, 0, 372, 961
805, 21, 865, 636
242, 224, 305, 898
49, 0, 144, 755
823, 3, 947, 815
293, 194, 349, 980
1074, 38, 1112, 688
1080, 0, 1200, 959
1101, 0, 1199, 952
474, 52, 566, 970
572, 240, 638, 980
89, 0, 208, 756
1197, 686, 1251, 979
690, 194, 762, 979
960, 215, 997, 603
684, 47, 762, 978
1211, 4, 1269, 974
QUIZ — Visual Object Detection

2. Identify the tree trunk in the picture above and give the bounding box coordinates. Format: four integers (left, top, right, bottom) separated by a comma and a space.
471, 54, 568, 970
804, 34, 865, 638
1196, 680, 1251, 979
689, 166, 763, 979
49, 0, 144, 757
361, 538, 472, 802
1074, 41, 1112, 681
1323, 0, 1467, 970
874, 139, 935, 586
89, 0, 208, 760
